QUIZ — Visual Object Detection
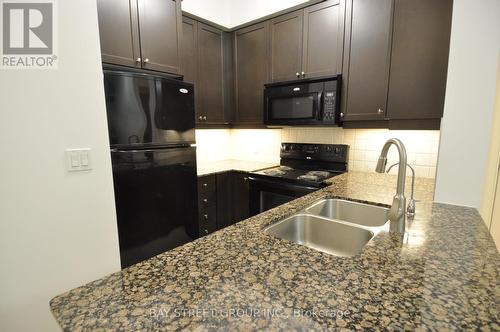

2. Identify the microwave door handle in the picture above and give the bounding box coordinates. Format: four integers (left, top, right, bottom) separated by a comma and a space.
317, 92, 324, 120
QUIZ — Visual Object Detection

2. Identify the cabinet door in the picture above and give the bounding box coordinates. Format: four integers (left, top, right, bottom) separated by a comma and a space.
270, 10, 304, 82
181, 17, 201, 121
97, 0, 141, 67
197, 23, 225, 124
234, 22, 270, 125
387, 0, 452, 120
232, 172, 250, 223
302, 0, 344, 78
216, 172, 233, 229
138, 0, 181, 74
343, 0, 393, 121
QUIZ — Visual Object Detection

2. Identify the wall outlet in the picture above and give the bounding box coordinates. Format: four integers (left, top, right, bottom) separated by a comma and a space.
65, 149, 92, 172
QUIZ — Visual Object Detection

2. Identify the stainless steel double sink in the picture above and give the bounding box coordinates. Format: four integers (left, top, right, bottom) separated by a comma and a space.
264, 199, 389, 257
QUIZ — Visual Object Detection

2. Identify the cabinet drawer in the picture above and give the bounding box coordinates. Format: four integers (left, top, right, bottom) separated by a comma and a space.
199, 205, 217, 236
198, 174, 216, 194
198, 189, 216, 209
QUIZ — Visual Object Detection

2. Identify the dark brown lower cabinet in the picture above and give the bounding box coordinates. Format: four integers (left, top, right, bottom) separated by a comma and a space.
197, 175, 217, 236
215, 172, 233, 229
198, 171, 250, 236
231, 172, 250, 223
216, 171, 250, 229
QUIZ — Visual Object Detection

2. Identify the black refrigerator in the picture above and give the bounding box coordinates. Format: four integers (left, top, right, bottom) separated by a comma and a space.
103, 66, 198, 268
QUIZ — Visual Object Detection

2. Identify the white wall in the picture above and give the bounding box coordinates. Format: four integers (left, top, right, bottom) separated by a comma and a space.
182, 0, 310, 28
182, 0, 233, 27
0, 1, 121, 331
434, 0, 500, 208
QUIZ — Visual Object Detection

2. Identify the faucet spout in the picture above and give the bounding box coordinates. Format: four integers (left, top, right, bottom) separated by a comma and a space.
376, 138, 407, 234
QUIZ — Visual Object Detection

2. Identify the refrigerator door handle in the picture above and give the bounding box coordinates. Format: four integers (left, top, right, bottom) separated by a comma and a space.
111, 149, 159, 153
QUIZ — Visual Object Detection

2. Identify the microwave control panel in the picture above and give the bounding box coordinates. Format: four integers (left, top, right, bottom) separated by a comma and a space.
323, 91, 336, 122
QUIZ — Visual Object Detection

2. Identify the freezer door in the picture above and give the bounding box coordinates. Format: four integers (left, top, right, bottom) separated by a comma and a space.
104, 70, 195, 148
155, 77, 195, 144
111, 147, 198, 268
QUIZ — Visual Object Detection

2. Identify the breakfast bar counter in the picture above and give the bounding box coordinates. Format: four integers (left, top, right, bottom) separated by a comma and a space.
50, 172, 500, 331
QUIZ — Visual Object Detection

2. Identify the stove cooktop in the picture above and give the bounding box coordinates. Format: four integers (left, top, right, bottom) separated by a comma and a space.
253, 166, 342, 187
251, 143, 349, 188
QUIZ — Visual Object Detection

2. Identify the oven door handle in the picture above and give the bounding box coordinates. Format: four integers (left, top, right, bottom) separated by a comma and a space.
246, 176, 319, 192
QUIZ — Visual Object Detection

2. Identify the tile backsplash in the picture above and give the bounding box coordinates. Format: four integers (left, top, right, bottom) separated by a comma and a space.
196, 128, 440, 178
282, 128, 440, 178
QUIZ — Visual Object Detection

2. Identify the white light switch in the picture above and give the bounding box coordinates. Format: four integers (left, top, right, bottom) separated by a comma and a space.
65, 149, 92, 172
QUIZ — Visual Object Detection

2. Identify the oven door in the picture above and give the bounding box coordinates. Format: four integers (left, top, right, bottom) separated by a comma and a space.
264, 82, 324, 125
247, 176, 318, 217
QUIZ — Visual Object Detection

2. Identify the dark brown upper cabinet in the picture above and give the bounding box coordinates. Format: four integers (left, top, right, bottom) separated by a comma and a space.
180, 17, 233, 126
197, 23, 226, 124
97, 0, 182, 74
386, 0, 452, 120
180, 17, 198, 84
234, 22, 270, 125
343, 0, 394, 122
270, 0, 344, 82
270, 10, 304, 82
342, 0, 452, 127
181, 17, 200, 118
138, 0, 182, 73
302, 0, 344, 78
97, 0, 141, 67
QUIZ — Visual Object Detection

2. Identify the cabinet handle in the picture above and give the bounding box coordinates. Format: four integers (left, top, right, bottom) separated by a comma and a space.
198, 116, 203, 121
203, 116, 207, 121
204, 229, 209, 234
203, 214, 208, 220
296, 72, 300, 78
202, 183, 208, 188
377, 109, 384, 114
243, 177, 248, 182
340, 112, 344, 117
203, 198, 208, 203
301, 71, 305, 77
143, 58, 149, 64
135, 57, 141, 63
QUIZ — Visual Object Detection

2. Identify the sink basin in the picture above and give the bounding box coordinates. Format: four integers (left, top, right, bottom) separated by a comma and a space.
305, 199, 389, 227
264, 214, 374, 257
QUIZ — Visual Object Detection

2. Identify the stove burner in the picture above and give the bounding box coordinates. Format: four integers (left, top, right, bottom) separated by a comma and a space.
297, 174, 321, 182
297, 171, 332, 183
306, 171, 331, 179
262, 166, 294, 176
263, 169, 286, 176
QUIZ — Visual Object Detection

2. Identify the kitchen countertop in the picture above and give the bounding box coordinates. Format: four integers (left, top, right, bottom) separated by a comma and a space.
50, 172, 499, 331
197, 159, 278, 176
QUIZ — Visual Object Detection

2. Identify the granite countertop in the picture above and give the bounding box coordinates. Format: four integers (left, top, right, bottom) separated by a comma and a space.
197, 159, 278, 176
50, 172, 499, 331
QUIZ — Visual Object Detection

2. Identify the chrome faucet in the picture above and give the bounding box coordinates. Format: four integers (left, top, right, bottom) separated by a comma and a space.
375, 138, 407, 234
387, 163, 416, 217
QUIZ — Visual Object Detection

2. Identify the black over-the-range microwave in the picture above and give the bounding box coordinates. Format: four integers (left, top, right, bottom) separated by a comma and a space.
264, 75, 341, 126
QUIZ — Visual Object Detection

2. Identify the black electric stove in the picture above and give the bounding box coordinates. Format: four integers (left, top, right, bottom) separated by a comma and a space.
248, 143, 349, 216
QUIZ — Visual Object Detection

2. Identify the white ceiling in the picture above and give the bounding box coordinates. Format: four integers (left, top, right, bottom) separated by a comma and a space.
182, 0, 311, 28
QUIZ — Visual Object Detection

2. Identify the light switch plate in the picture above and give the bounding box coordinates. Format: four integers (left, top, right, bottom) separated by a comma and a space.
65, 148, 92, 172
